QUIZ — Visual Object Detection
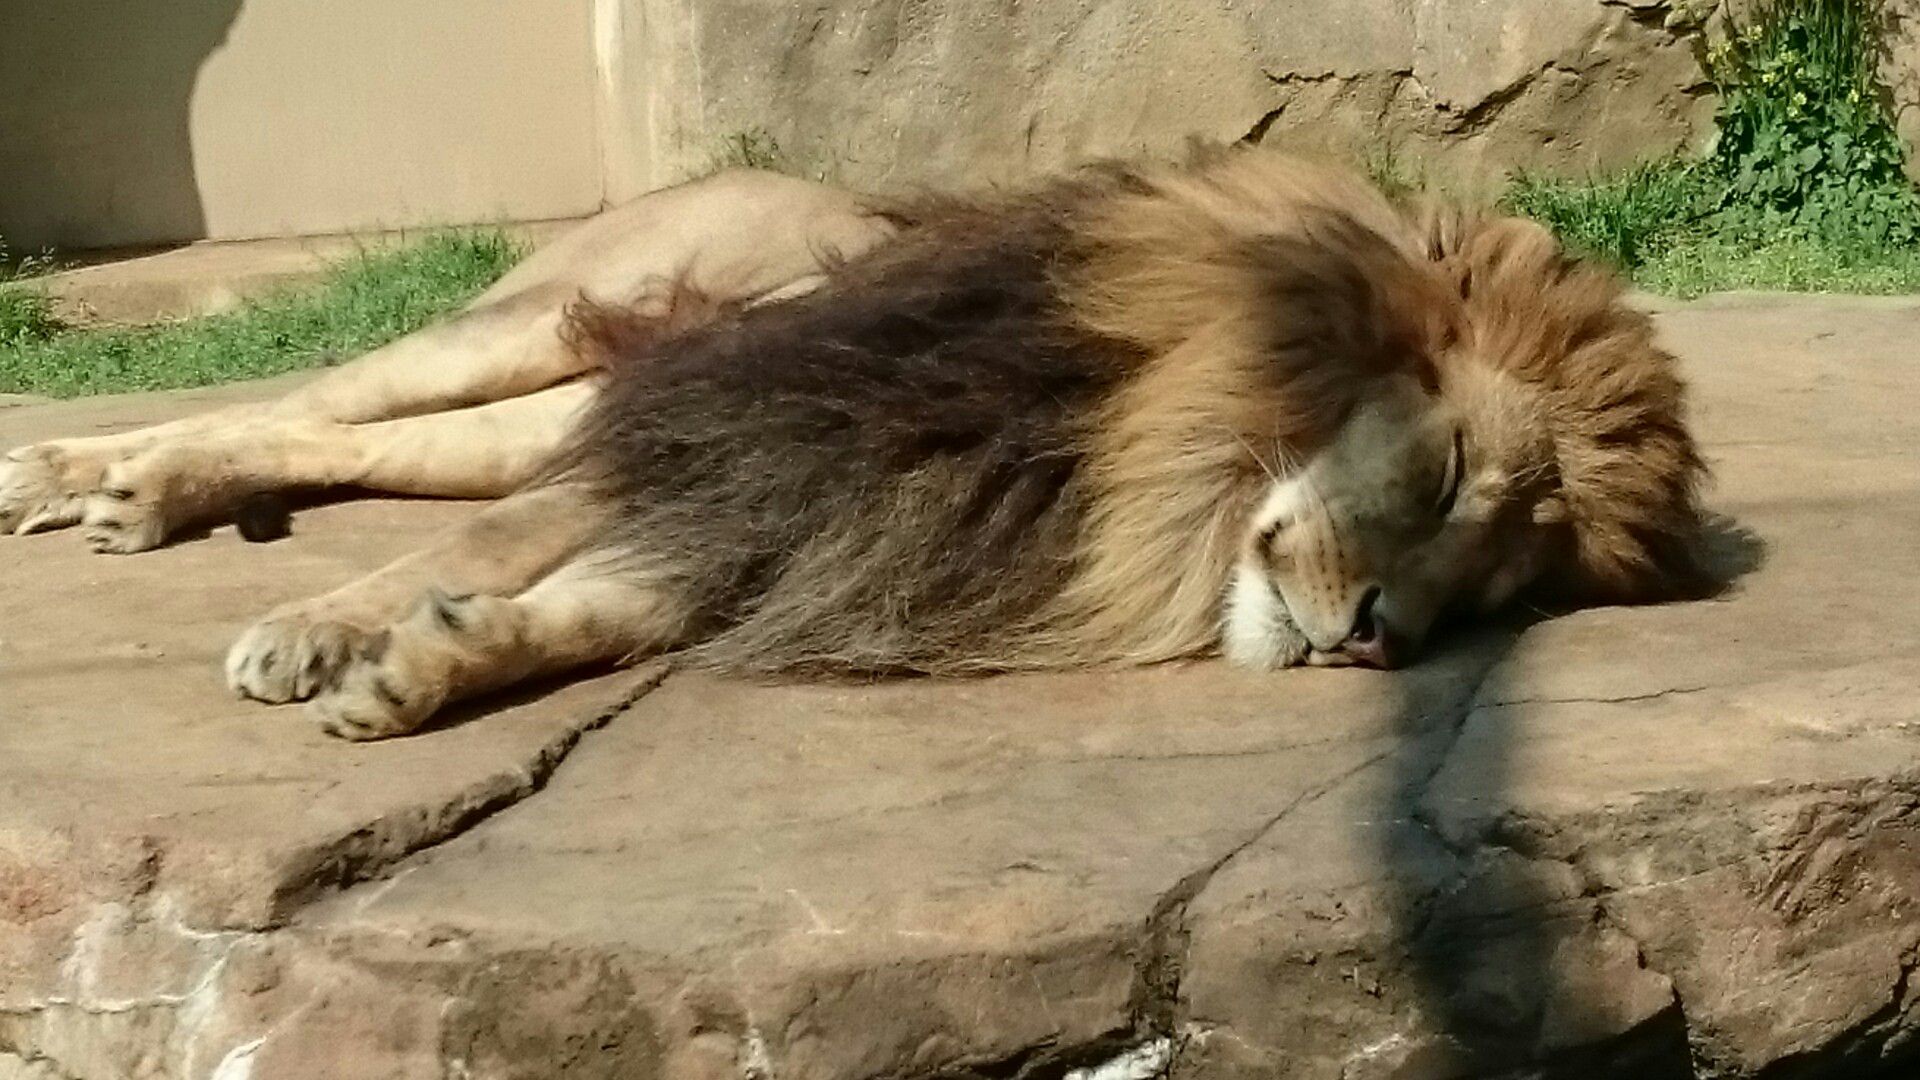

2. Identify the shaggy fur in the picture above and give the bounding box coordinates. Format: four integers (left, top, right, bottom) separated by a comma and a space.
1416, 208, 1708, 600
560, 149, 1706, 677
561, 182, 1125, 674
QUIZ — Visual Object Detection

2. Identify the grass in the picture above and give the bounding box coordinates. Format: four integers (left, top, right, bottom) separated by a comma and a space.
1500, 0, 1920, 298
1503, 163, 1714, 274
1504, 158, 1920, 301
1635, 233, 1920, 296
712, 129, 789, 173
0, 230, 524, 398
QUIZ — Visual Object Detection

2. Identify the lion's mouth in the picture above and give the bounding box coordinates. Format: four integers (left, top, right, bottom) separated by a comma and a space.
1264, 596, 1313, 669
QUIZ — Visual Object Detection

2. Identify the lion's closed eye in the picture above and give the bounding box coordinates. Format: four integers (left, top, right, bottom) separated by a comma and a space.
1436, 428, 1465, 517
1258, 517, 1287, 549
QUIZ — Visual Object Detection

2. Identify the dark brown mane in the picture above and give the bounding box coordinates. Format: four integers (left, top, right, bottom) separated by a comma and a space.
555, 178, 1128, 675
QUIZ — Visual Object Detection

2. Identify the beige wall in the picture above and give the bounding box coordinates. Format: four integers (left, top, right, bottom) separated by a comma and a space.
6, 1, 1920, 252
1, 0, 604, 251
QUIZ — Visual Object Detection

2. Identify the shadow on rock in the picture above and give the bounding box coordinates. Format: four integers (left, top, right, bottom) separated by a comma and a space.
1373, 513, 1769, 1078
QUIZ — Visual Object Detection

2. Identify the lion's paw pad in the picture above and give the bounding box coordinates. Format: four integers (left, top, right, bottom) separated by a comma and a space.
303, 592, 501, 740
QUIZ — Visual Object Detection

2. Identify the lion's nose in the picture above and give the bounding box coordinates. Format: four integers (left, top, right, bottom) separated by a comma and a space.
1336, 586, 1396, 669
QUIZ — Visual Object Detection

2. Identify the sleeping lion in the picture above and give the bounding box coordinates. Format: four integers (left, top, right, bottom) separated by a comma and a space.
0, 147, 1706, 739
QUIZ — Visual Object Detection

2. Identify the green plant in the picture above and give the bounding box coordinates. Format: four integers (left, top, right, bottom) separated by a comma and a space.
1501, 0, 1920, 295
1705, 0, 1920, 245
0, 238, 63, 351
1362, 144, 1423, 203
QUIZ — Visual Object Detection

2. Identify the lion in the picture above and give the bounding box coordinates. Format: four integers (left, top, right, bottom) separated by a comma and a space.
0, 147, 1707, 739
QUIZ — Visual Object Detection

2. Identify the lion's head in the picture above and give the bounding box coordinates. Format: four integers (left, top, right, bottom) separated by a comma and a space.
1223, 209, 1707, 669
1222, 372, 1534, 668
1057, 149, 1707, 671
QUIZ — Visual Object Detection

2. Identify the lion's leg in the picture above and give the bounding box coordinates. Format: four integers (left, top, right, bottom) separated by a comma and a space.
306, 553, 688, 740
0, 414, 232, 536
0, 283, 590, 539
76, 380, 595, 553
3, 168, 891, 539
226, 481, 605, 703
0, 295, 567, 538
266, 169, 892, 426
267, 285, 587, 425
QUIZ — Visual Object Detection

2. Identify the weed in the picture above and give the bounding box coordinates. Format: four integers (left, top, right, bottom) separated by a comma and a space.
0, 238, 63, 352
713, 129, 788, 173
1704, 0, 1920, 246
1503, 161, 1712, 269
1363, 144, 1424, 203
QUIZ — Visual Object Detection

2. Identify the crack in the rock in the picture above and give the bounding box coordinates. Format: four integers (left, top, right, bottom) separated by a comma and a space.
1393, 654, 1514, 933
1479, 684, 1712, 710
1871, 947, 1920, 1043
1260, 67, 1363, 88
1242, 60, 1545, 147
1125, 743, 1400, 1035
265, 661, 671, 923
1244, 67, 1424, 146
0, 914, 263, 1076
1439, 67, 1548, 136
0, 1047, 84, 1080
898, 1031, 1148, 1080
1406, 760, 1920, 1075
1730, 940, 1920, 1078
1056, 732, 1372, 766
891, 647, 1525, 1076
1239, 104, 1285, 145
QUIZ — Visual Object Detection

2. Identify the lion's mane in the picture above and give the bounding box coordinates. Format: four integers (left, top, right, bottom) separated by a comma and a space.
558, 148, 1705, 676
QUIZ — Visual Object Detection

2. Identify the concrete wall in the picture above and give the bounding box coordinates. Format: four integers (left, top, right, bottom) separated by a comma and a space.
5, 0, 1918, 252
0, 0, 603, 251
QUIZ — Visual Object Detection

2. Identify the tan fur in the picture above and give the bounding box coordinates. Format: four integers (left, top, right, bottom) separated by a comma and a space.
224, 482, 614, 711
3, 150, 1708, 739
78, 381, 597, 553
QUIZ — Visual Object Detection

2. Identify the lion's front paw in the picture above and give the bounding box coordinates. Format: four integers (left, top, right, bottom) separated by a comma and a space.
0, 445, 91, 535
227, 612, 376, 704
5, 438, 243, 552
307, 635, 445, 741
305, 591, 510, 741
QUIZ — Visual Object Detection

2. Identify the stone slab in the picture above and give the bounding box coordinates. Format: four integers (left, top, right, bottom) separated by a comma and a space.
0, 384, 658, 1076
1, 297, 1918, 1079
